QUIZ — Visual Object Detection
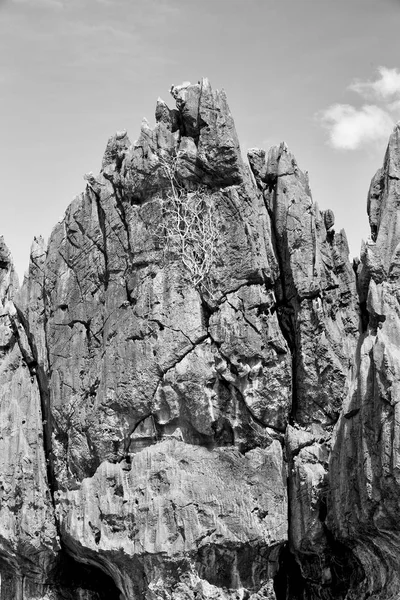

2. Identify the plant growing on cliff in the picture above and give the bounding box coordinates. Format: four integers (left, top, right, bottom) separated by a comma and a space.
156, 151, 217, 297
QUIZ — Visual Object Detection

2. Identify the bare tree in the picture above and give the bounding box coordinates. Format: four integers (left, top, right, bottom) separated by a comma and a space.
157, 152, 217, 298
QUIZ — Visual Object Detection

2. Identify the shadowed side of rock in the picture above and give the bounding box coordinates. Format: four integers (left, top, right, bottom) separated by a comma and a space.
0, 238, 59, 588
248, 143, 362, 600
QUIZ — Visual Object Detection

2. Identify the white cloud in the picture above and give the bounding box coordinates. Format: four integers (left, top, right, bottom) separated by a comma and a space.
349, 67, 400, 100
318, 67, 400, 151
319, 104, 394, 150
387, 99, 400, 113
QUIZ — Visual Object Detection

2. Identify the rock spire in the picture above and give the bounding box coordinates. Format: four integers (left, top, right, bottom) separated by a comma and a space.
0, 80, 399, 600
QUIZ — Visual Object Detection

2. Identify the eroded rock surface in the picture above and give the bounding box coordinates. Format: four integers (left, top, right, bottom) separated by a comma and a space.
2, 81, 400, 599
2, 79, 291, 599
327, 122, 400, 600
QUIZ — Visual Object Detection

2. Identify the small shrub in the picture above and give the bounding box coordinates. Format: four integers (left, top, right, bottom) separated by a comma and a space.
156, 152, 217, 297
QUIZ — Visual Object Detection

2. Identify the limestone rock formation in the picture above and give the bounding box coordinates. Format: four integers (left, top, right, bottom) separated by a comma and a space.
327, 123, 400, 600
2, 80, 400, 599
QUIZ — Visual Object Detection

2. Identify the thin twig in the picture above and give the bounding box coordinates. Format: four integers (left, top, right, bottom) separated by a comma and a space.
155, 152, 217, 298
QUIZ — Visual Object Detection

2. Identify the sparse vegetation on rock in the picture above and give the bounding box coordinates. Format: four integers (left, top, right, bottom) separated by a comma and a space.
156, 151, 218, 298
1, 78, 400, 600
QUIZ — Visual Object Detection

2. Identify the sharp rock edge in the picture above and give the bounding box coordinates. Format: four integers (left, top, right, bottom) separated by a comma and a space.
0, 80, 399, 600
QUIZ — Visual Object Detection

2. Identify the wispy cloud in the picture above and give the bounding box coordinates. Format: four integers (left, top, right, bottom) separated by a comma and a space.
349, 67, 400, 101
0, 0, 178, 85
11, 0, 64, 9
319, 104, 393, 150
318, 67, 400, 151
1, 2, 143, 69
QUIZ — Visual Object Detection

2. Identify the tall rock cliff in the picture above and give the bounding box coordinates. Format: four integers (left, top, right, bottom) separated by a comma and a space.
1, 79, 400, 599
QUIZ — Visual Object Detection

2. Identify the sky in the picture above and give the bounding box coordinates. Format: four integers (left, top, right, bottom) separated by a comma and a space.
1, 0, 400, 280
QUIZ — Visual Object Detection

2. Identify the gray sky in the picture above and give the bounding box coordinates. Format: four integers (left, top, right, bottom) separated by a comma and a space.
1, 0, 400, 279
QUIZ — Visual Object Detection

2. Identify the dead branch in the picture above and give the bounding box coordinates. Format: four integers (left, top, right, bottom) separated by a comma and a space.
156, 152, 217, 298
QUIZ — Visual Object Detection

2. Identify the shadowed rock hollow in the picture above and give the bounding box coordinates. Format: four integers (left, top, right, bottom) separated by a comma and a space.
0, 78, 400, 599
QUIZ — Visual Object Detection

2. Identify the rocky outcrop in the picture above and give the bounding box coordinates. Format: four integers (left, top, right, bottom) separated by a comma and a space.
248, 143, 360, 599
3, 79, 290, 599
326, 123, 400, 600
0, 239, 58, 587
2, 80, 400, 599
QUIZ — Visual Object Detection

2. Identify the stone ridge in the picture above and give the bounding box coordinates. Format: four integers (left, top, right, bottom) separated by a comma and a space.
0, 80, 398, 599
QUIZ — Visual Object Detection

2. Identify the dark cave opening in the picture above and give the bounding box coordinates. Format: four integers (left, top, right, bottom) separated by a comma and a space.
0, 554, 122, 600
273, 544, 305, 600
51, 553, 122, 599
273, 537, 365, 600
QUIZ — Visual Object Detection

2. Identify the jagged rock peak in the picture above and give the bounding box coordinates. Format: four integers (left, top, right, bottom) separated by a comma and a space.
0, 236, 19, 299
4, 78, 400, 600
248, 143, 310, 196
98, 78, 245, 200
0, 236, 12, 268
361, 120, 400, 284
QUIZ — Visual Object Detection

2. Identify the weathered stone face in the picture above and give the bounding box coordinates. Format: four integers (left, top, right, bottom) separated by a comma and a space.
0, 240, 58, 584
0, 80, 291, 599
3, 81, 400, 600
56, 440, 287, 599
327, 123, 400, 600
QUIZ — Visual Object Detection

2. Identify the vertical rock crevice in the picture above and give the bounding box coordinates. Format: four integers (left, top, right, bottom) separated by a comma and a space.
248, 142, 363, 598
11, 304, 56, 499
3, 81, 400, 599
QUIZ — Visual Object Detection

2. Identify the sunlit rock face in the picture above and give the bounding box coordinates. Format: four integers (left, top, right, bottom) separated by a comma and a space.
248, 143, 361, 599
327, 122, 400, 600
5, 79, 291, 599
2, 81, 400, 599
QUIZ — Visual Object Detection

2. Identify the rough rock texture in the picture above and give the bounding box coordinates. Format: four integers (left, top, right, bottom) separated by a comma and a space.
0, 238, 59, 587
248, 143, 360, 599
327, 123, 400, 600
2, 80, 400, 599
